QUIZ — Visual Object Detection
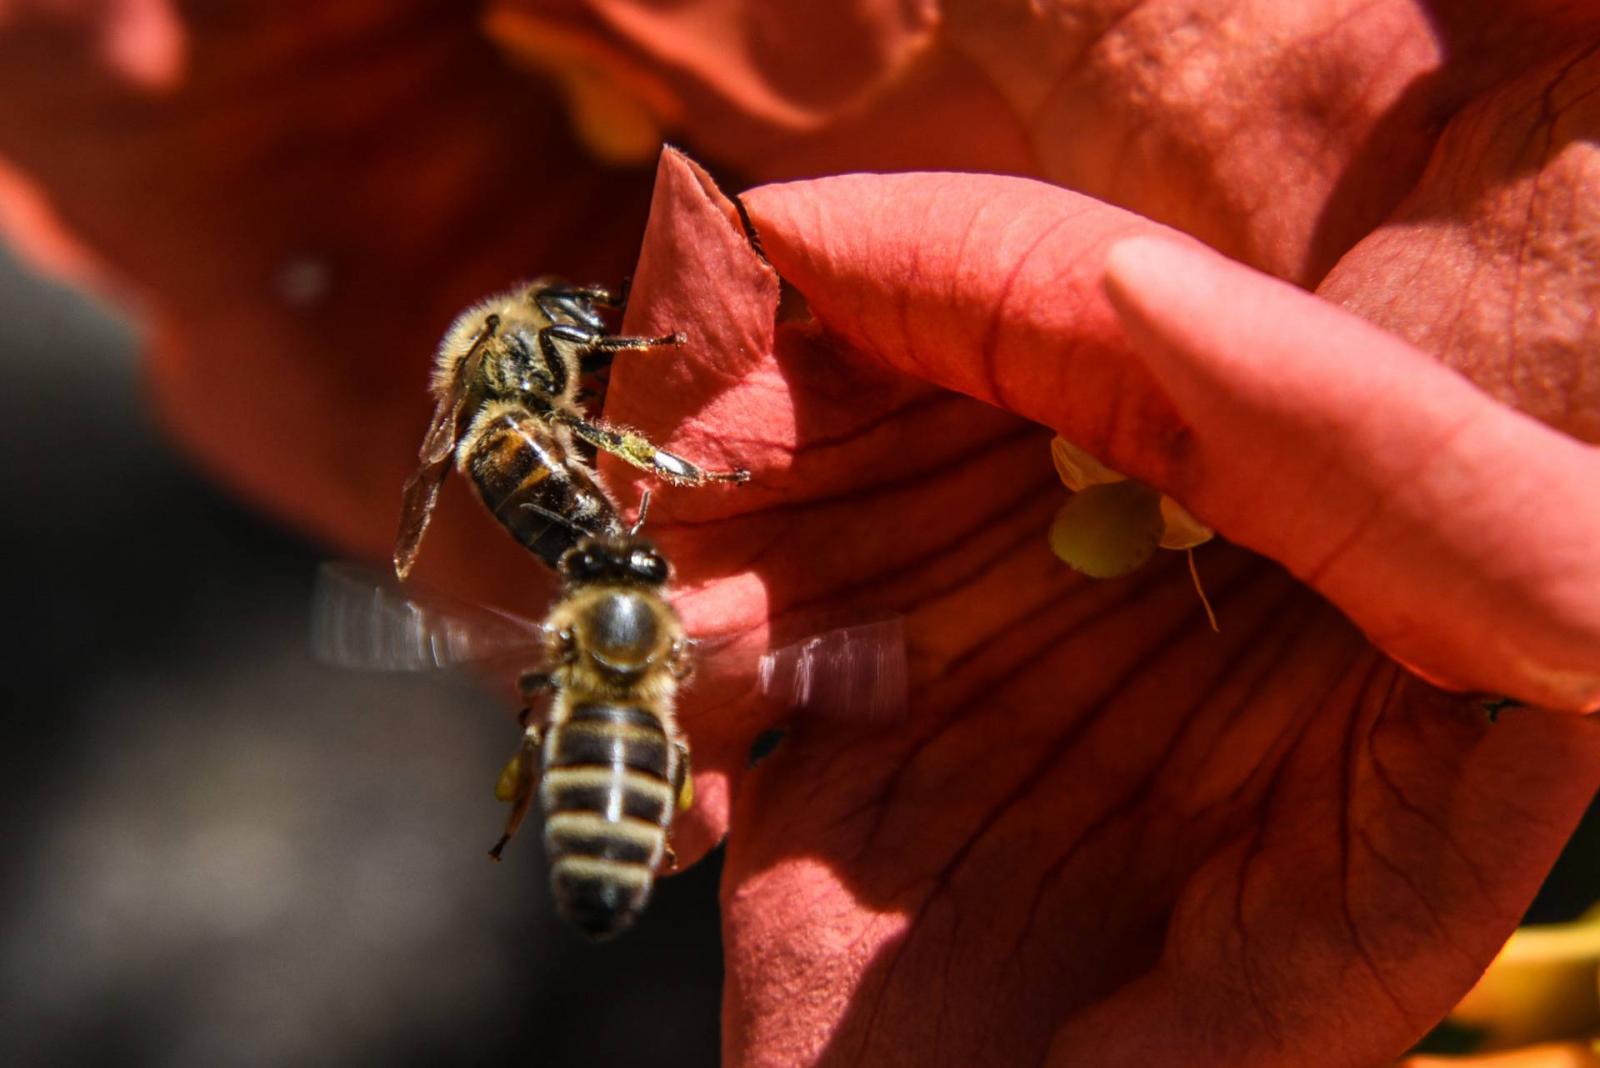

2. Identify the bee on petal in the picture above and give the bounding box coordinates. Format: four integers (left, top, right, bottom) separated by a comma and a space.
393, 279, 748, 580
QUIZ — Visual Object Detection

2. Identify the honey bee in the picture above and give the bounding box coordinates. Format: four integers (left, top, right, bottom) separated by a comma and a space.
313, 525, 910, 938
489, 501, 691, 937
393, 280, 749, 580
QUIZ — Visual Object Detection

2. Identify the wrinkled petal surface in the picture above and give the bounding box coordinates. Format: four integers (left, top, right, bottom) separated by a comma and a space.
1105, 235, 1600, 711
531, 1, 1599, 281
687, 167, 1600, 1065
513, 1, 1600, 449
744, 173, 1600, 711
1320, 42, 1600, 444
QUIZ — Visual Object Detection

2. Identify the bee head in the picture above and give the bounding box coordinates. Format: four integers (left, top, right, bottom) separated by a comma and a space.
560, 536, 670, 587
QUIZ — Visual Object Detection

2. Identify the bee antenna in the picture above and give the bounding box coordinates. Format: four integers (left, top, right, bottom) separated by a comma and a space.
518, 501, 589, 537
630, 490, 652, 537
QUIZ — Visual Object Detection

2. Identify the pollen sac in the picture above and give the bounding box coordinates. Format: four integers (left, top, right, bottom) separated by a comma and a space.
495, 746, 530, 803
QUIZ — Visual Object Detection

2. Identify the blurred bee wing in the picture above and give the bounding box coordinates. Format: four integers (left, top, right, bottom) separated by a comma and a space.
394, 320, 497, 580
754, 616, 909, 725
311, 562, 543, 672
393, 391, 466, 580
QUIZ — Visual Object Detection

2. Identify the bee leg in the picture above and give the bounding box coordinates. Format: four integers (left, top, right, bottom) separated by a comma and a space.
489, 724, 543, 861
548, 410, 751, 487
591, 330, 686, 352
576, 361, 611, 406
1480, 696, 1520, 723
578, 328, 689, 375
518, 670, 554, 702
662, 743, 693, 873
579, 350, 614, 376
670, 742, 694, 812
533, 323, 594, 395
667, 638, 694, 682
534, 284, 624, 330
517, 672, 554, 730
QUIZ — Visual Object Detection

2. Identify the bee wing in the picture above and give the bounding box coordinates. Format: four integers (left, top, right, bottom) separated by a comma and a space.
311, 562, 543, 673
753, 615, 909, 725
393, 389, 467, 580
393, 319, 499, 580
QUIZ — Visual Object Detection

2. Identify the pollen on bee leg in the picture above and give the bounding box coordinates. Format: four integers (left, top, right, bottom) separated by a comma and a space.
491, 727, 542, 861
481, 10, 685, 166
494, 742, 532, 804
620, 434, 665, 466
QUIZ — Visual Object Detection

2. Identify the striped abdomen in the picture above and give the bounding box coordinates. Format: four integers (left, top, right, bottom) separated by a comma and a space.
463, 407, 620, 567
540, 701, 680, 939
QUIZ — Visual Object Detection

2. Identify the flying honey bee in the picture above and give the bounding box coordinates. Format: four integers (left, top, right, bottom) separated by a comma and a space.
394, 280, 750, 580
490, 504, 690, 937
313, 517, 910, 938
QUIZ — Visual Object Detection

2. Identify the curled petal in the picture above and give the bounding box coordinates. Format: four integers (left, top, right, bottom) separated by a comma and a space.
595, 147, 785, 865
741, 171, 1185, 475
721, 168, 1600, 1065
1103, 235, 1600, 712
547, 0, 1600, 286
743, 172, 1600, 710
1319, 43, 1600, 444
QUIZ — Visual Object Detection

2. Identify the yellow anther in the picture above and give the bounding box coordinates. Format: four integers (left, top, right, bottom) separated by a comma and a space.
1049, 436, 1219, 629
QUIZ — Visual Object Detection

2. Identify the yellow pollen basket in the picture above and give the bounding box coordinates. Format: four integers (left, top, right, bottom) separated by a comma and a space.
494, 746, 529, 804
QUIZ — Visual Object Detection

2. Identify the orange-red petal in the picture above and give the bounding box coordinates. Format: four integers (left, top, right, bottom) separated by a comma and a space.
706, 167, 1600, 1065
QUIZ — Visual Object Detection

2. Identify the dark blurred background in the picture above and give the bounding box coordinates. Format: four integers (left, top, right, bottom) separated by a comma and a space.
0, 244, 722, 1067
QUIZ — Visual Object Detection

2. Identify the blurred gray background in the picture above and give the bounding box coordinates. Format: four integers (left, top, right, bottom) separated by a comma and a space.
0, 244, 722, 1067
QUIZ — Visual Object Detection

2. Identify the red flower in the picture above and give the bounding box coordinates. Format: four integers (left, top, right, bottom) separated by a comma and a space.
3, 3, 1598, 1066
